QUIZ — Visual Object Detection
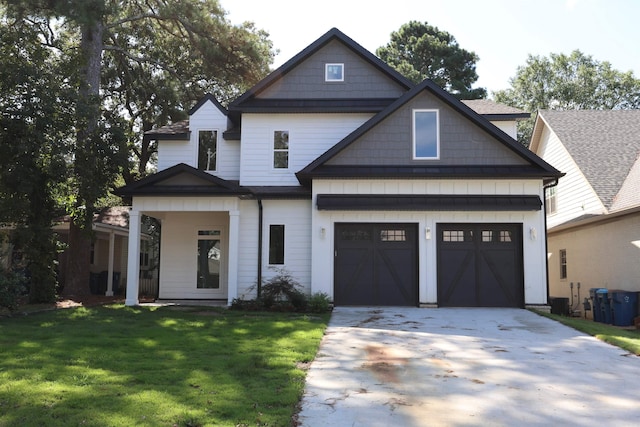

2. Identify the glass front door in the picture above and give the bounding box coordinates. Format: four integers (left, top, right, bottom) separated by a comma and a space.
197, 230, 221, 289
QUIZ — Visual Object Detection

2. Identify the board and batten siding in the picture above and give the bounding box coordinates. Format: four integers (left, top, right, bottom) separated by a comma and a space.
310, 178, 548, 306
239, 113, 372, 186
536, 125, 605, 228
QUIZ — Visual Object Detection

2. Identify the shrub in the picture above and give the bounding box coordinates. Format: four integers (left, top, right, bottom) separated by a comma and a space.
0, 271, 27, 312
308, 292, 332, 313
261, 268, 308, 311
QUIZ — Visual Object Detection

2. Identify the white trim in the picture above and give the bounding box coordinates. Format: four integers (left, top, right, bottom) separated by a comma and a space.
195, 225, 227, 296
272, 129, 290, 171
325, 63, 344, 82
412, 109, 440, 160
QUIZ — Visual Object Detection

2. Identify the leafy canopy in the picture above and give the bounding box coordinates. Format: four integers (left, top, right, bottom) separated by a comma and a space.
377, 21, 486, 99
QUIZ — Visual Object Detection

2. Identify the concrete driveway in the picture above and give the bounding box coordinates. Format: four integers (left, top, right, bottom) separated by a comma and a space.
296, 307, 640, 426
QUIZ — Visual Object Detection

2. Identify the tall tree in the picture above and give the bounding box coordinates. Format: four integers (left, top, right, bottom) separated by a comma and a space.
494, 50, 640, 145
377, 21, 486, 99
2, 0, 275, 296
0, 13, 75, 302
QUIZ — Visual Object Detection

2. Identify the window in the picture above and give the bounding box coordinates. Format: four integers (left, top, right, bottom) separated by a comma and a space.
269, 225, 285, 264
198, 130, 217, 171
559, 249, 567, 280
325, 63, 344, 81
380, 230, 406, 242
273, 130, 289, 169
546, 186, 557, 214
443, 230, 466, 242
413, 110, 439, 159
140, 240, 150, 268
197, 230, 221, 289
499, 230, 513, 242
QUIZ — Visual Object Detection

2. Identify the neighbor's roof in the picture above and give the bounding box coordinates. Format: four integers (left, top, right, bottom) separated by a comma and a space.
461, 100, 530, 120
536, 109, 640, 210
144, 119, 189, 140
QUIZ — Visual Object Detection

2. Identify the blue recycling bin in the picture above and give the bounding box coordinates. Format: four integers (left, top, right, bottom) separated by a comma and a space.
609, 290, 639, 327
590, 288, 605, 322
596, 289, 612, 324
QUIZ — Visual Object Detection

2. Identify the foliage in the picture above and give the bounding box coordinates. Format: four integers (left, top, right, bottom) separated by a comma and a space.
0, 305, 329, 426
0, 270, 27, 311
308, 292, 332, 314
377, 20, 486, 99
494, 50, 640, 145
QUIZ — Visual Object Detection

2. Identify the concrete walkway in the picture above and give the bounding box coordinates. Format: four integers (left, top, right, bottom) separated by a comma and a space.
296, 307, 640, 426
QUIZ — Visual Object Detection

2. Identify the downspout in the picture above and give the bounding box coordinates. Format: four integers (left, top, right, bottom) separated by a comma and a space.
542, 179, 559, 305
257, 198, 263, 298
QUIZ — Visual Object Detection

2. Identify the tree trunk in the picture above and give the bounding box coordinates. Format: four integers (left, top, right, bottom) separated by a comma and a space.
63, 19, 104, 296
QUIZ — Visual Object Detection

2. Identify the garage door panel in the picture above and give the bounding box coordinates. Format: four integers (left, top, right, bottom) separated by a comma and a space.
335, 223, 417, 306
438, 224, 523, 308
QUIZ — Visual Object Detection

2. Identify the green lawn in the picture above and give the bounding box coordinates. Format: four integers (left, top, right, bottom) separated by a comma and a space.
538, 311, 640, 355
0, 305, 329, 427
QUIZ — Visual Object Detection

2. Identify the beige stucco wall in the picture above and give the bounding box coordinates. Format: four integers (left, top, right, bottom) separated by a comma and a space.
547, 213, 640, 316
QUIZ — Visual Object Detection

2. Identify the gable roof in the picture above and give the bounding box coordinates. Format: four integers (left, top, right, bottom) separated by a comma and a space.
228, 27, 414, 113
461, 99, 530, 121
297, 79, 563, 185
114, 163, 249, 197
531, 110, 640, 210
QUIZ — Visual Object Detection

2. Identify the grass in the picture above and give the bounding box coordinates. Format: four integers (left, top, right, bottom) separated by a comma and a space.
0, 304, 329, 427
537, 311, 640, 355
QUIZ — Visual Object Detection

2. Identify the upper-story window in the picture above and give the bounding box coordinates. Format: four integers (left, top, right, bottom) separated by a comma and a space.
325, 63, 344, 82
198, 130, 217, 171
273, 130, 289, 169
546, 186, 557, 215
413, 109, 439, 159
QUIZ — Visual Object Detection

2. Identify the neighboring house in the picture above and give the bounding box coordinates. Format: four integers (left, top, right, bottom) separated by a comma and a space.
117, 28, 562, 308
529, 110, 640, 310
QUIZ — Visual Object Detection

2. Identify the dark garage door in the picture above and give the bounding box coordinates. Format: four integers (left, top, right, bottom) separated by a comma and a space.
437, 223, 524, 308
334, 223, 417, 306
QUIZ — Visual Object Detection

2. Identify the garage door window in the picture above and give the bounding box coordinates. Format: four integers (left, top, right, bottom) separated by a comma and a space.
443, 230, 467, 242
380, 229, 406, 241
340, 230, 372, 241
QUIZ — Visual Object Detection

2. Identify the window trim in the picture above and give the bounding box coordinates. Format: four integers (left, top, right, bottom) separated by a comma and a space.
325, 63, 344, 82
413, 109, 440, 160
197, 129, 218, 172
559, 249, 567, 280
268, 224, 285, 265
546, 186, 557, 215
272, 129, 290, 170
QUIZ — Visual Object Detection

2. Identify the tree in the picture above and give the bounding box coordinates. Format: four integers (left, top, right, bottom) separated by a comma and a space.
1, 0, 275, 296
377, 21, 486, 99
494, 50, 640, 144
0, 13, 75, 302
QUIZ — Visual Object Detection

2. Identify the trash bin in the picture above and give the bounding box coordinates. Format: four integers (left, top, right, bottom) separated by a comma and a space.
590, 288, 604, 322
112, 272, 121, 294
609, 290, 639, 327
596, 289, 612, 324
89, 272, 101, 295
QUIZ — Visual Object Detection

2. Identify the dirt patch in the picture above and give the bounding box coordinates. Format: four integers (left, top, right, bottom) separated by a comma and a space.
362, 344, 409, 383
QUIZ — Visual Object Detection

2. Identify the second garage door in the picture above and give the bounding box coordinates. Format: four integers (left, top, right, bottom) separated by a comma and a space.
437, 223, 524, 308
334, 223, 417, 306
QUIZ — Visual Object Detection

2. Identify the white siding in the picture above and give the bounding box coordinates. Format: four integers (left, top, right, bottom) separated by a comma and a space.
239, 113, 372, 185
536, 125, 605, 228
311, 179, 548, 306
491, 121, 517, 140
237, 200, 259, 298
157, 100, 240, 180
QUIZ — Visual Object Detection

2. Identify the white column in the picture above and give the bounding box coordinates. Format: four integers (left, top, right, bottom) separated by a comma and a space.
105, 230, 115, 296
227, 210, 240, 306
125, 209, 141, 306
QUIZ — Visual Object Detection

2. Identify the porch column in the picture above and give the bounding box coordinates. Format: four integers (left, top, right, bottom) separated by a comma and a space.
125, 209, 141, 306
227, 210, 240, 306
105, 230, 115, 296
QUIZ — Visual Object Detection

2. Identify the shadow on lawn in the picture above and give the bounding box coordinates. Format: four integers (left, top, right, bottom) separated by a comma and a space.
0, 304, 328, 426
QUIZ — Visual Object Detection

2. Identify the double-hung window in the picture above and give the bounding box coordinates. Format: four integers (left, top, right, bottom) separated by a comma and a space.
198, 130, 217, 171
273, 130, 289, 169
413, 109, 439, 159
559, 249, 567, 280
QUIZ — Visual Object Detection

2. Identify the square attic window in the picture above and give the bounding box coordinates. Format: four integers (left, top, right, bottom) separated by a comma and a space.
325, 63, 344, 82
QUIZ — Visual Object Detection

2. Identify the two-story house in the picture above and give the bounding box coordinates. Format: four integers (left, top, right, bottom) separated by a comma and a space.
116, 28, 562, 308
530, 110, 640, 309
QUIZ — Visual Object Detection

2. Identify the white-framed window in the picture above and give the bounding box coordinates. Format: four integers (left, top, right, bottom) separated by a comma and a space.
546, 186, 557, 215
413, 109, 440, 159
325, 63, 344, 82
273, 130, 289, 169
559, 249, 567, 280
198, 130, 217, 171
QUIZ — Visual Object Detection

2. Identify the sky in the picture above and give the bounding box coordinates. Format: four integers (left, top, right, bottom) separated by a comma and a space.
222, 0, 640, 96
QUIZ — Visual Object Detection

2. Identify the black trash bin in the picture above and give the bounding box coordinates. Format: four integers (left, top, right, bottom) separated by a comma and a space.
609, 290, 639, 327
590, 288, 604, 322
112, 272, 121, 294
596, 289, 612, 324
89, 272, 101, 295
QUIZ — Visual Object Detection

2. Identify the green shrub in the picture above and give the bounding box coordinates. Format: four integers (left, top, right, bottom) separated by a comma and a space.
308, 292, 332, 313
0, 270, 27, 311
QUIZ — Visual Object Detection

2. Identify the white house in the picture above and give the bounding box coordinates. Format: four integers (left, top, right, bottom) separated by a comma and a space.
530, 110, 640, 311
117, 28, 562, 308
